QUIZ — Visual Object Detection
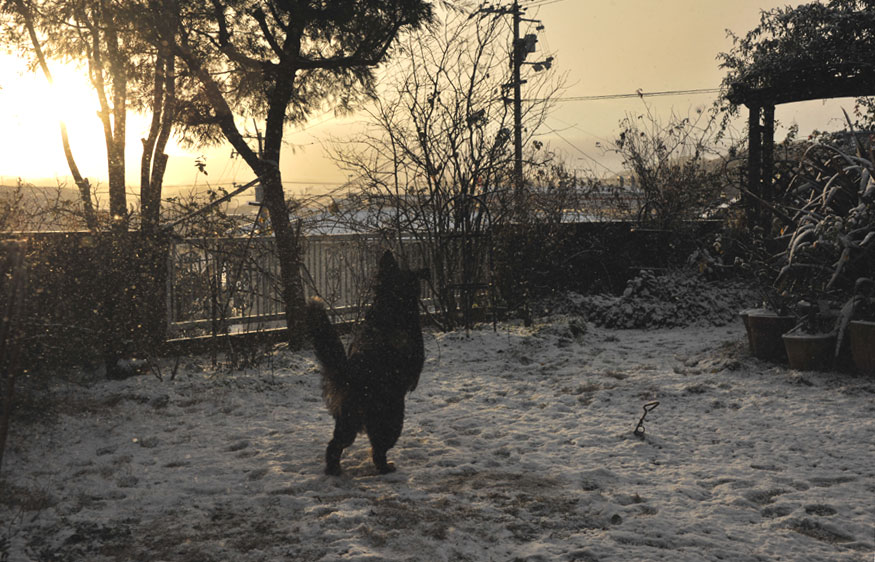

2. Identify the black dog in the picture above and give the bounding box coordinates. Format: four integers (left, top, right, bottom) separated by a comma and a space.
305, 250, 428, 475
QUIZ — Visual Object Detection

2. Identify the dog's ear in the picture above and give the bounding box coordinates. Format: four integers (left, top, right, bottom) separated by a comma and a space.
378, 250, 399, 274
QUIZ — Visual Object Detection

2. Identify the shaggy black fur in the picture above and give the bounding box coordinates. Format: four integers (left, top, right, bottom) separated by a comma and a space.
305, 251, 428, 475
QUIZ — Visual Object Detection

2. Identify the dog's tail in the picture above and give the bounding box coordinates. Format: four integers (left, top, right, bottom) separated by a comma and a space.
305, 297, 349, 390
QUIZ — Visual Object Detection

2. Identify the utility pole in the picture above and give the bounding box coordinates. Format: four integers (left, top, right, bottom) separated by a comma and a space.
473, 2, 553, 217
512, 0, 524, 208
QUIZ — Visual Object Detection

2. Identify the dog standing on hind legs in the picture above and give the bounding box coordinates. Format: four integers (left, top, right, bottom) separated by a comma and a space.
305, 250, 428, 475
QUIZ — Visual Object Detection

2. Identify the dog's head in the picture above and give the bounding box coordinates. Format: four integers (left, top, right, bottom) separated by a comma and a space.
377, 250, 429, 307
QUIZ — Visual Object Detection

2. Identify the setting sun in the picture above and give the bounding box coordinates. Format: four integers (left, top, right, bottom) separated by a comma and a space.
0, 53, 202, 190
0, 54, 107, 183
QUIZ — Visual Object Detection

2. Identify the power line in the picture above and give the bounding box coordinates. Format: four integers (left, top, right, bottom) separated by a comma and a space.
286, 109, 341, 136
523, 0, 566, 7
537, 88, 720, 102
281, 180, 347, 186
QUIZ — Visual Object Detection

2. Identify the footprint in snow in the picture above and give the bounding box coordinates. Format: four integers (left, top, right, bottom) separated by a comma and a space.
809, 475, 857, 487
226, 440, 249, 452
247, 467, 269, 481
743, 488, 788, 506
761, 503, 797, 519
786, 517, 856, 544
804, 504, 838, 516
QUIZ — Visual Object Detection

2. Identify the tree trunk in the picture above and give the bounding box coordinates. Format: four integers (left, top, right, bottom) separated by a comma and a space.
259, 67, 307, 348
258, 166, 307, 348
141, 49, 176, 236
169, 22, 308, 349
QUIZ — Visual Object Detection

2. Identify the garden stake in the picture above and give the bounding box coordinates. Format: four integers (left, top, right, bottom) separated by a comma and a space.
634, 401, 660, 438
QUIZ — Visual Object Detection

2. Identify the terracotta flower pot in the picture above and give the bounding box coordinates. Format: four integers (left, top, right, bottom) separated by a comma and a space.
848, 320, 875, 375
782, 332, 836, 372
742, 310, 795, 363
740, 308, 763, 350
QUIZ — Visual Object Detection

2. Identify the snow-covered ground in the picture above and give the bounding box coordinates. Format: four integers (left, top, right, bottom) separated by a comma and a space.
2, 312, 874, 561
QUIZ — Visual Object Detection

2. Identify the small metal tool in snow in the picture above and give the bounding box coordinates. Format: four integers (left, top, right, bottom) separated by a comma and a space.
634, 401, 659, 438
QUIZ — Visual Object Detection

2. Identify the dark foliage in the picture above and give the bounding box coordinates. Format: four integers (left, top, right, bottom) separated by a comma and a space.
493, 221, 725, 315
720, 0, 875, 107
8, 232, 168, 373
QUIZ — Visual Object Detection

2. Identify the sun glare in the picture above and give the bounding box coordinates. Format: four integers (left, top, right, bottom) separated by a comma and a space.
0, 54, 192, 188
0, 54, 107, 183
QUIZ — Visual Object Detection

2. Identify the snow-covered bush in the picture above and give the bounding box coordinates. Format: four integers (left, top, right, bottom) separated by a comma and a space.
538, 269, 758, 330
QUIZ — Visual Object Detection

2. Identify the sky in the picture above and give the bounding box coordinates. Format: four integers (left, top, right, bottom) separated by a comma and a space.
0, 0, 861, 196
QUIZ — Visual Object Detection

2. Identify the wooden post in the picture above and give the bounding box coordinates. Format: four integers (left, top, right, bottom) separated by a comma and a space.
748, 104, 762, 196
747, 104, 762, 225
762, 105, 776, 202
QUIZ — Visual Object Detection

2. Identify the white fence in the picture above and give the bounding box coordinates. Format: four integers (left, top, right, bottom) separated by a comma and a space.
166, 234, 429, 338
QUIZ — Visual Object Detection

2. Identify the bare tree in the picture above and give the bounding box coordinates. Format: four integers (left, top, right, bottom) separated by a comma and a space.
613, 103, 729, 231
328, 7, 563, 328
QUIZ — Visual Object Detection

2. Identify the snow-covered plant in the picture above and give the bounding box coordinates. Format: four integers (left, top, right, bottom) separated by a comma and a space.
770, 137, 875, 335
775, 142, 875, 295
731, 223, 793, 315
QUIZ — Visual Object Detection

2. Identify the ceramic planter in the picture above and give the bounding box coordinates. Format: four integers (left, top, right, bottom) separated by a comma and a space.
782, 332, 836, 372
848, 320, 875, 375
741, 310, 795, 363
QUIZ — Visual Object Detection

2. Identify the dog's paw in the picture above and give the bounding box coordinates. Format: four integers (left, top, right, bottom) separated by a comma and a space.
377, 462, 397, 474
324, 464, 342, 476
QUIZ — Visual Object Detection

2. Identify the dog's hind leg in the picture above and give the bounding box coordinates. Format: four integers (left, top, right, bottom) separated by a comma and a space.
326, 412, 359, 476
366, 398, 405, 474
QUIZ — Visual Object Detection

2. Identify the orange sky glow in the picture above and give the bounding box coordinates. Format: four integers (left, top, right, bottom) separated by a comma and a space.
0, 0, 860, 196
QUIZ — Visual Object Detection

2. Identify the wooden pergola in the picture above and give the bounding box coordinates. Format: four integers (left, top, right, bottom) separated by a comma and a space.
726, 69, 875, 208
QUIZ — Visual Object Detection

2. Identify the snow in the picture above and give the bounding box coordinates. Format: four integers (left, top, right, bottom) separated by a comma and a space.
566, 269, 759, 329
2, 306, 874, 561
